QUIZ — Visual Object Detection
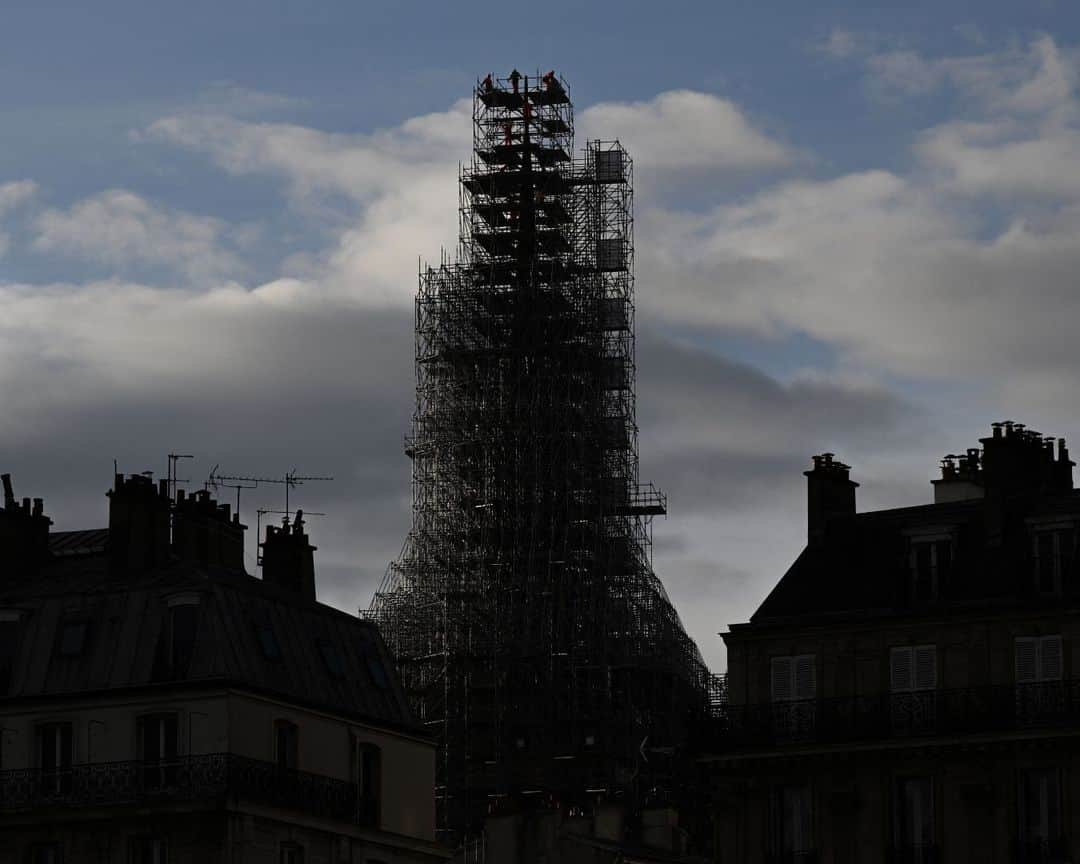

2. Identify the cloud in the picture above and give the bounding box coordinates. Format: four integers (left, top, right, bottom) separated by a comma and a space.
579, 90, 793, 180
33, 190, 248, 282
0, 180, 37, 257
863, 34, 1074, 114
814, 28, 876, 60
11, 41, 1080, 673
624, 35, 1080, 398
0, 274, 415, 608
0, 180, 37, 213
636, 330, 914, 513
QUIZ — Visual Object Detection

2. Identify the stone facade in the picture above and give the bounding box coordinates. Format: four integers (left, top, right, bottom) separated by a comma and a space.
0, 473, 446, 864
708, 423, 1080, 863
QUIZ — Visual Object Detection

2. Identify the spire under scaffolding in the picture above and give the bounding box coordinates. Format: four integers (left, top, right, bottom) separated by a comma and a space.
366, 71, 711, 843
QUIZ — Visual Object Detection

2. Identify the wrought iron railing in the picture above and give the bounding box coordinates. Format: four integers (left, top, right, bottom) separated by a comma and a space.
1016, 837, 1070, 864
705, 679, 1080, 752
0, 753, 377, 826
889, 844, 939, 864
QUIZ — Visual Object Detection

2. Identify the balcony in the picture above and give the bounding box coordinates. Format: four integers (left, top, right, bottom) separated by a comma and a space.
0, 753, 376, 826
890, 845, 939, 864
704, 679, 1080, 753
1016, 837, 1070, 864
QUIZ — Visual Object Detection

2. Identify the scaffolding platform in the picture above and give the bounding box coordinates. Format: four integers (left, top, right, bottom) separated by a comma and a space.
366, 70, 709, 849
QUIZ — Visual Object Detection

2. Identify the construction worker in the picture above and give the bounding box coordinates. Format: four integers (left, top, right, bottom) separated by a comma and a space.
509, 68, 522, 95
542, 70, 556, 91
503, 121, 514, 146
482, 73, 494, 93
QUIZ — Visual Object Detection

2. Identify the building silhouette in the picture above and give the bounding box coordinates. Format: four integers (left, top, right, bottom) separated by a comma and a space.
708, 422, 1080, 862
0, 472, 446, 863
366, 71, 711, 852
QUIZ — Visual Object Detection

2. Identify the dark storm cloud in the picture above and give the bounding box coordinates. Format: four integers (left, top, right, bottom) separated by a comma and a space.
635, 329, 913, 515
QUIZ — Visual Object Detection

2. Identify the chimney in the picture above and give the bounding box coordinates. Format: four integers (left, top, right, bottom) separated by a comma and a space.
173, 488, 246, 571
932, 448, 985, 504
107, 474, 171, 574
0, 473, 53, 581
260, 510, 316, 601
979, 421, 1073, 496
805, 453, 857, 547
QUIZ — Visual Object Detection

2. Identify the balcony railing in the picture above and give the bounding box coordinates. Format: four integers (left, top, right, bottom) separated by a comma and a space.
1017, 837, 1070, 864
890, 845, 939, 864
0, 753, 376, 826
705, 680, 1080, 752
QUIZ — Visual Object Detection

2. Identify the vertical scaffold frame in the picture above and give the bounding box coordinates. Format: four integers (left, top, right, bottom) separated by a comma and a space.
368, 71, 710, 847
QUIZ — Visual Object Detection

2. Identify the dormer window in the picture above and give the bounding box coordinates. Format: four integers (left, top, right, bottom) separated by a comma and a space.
168, 604, 199, 676
58, 620, 88, 657
0, 610, 22, 693
257, 625, 282, 661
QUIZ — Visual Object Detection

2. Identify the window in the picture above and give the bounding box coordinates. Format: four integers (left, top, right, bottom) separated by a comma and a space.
1015, 636, 1064, 684
275, 719, 298, 772
138, 714, 179, 789
279, 844, 304, 864
36, 722, 73, 796
890, 645, 938, 733
909, 539, 951, 604
768, 784, 813, 858
1034, 528, 1074, 595
58, 620, 88, 657
168, 604, 199, 676
771, 655, 816, 740
894, 776, 935, 855
317, 639, 345, 679
0, 616, 19, 692
366, 657, 389, 690
257, 625, 282, 661
28, 844, 63, 864
1018, 768, 1064, 861
353, 739, 382, 827
1016, 636, 1065, 725
890, 645, 937, 692
771, 655, 816, 702
129, 837, 168, 864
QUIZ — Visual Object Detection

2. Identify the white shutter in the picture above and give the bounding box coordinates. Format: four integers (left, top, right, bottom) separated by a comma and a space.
771, 657, 793, 703
914, 645, 937, 691
1016, 638, 1038, 684
890, 647, 913, 693
794, 655, 816, 700
1039, 636, 1063, 682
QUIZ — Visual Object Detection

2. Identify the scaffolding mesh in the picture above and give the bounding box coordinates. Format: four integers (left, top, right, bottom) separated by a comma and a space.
367, 71, 710, 842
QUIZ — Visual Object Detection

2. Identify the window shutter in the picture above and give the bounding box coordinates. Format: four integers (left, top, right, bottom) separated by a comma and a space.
771, 657, 793, 703
1039, 636, 1063, 681
794, 656, 816, 700
914, 646, 937, 691
1016, 638, 1038, 683
890, 647, 913, 693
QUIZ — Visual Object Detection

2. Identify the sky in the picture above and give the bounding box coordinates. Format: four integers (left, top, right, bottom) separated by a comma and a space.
4, 1, 1080, 670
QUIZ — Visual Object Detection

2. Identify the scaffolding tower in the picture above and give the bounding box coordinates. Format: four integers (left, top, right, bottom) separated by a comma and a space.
367, 71, 711, 844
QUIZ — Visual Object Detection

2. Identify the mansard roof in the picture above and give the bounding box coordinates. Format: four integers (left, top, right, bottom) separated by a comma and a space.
0, 545, 423, 737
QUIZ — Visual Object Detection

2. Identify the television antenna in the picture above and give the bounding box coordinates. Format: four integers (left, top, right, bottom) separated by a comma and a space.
208, 468, 333, 522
